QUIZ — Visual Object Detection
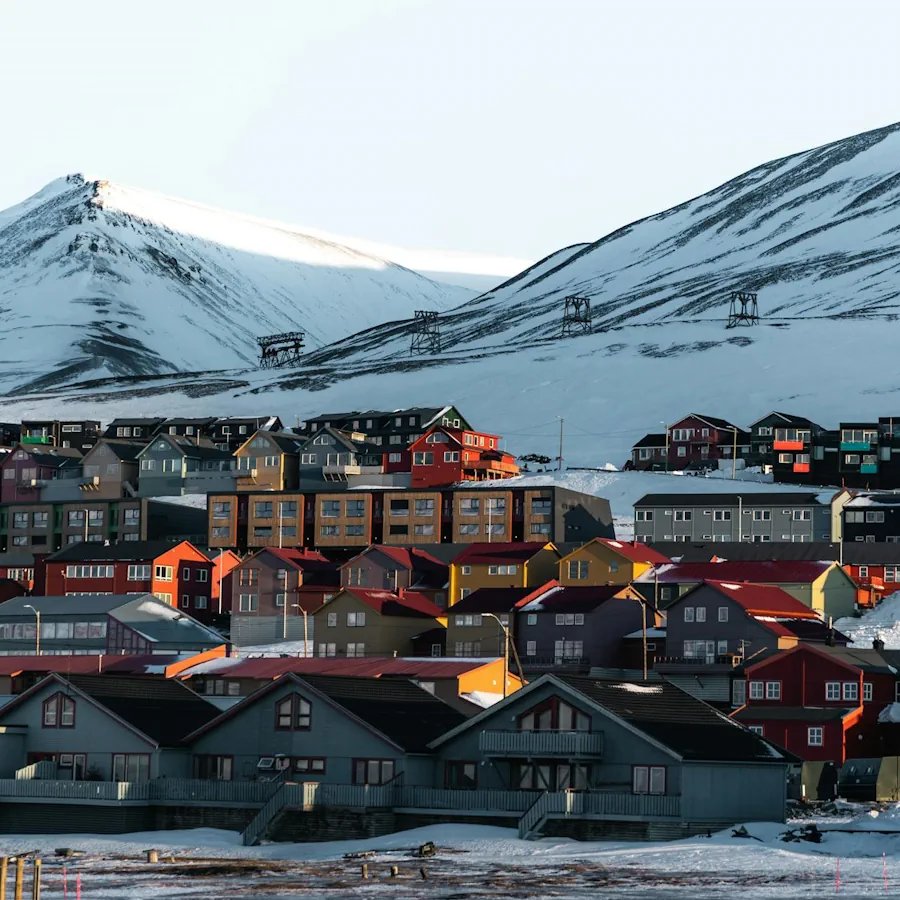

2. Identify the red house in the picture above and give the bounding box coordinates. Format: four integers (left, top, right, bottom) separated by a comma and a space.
0, 445, 83, 503
665, 413, 748, 469
409, 426, 519, 488
37, 540, 215, 621
210, 549, 242, 616
732, 642, 900, 763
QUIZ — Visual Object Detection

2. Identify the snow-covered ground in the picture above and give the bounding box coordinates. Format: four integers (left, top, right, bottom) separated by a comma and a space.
836, 592, 900, 649
8, 817, 900, 899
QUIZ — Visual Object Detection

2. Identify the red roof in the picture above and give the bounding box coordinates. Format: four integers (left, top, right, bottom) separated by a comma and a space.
453, 542, 555, 566
342, 545, 446, 572
646, 561, 833, 584
181, 657, 491, 680
591, 540, 670, 564
341, 588, 444, 619
698, 580, 820, 619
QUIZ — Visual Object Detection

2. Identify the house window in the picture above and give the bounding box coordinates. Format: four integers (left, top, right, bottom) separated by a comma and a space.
318, 643, 336, 657
181, 595, 190, 608
635, 510, 653, 522
126, 564, 151, 580
712, 510, 731, 521
825, 682, 840, 701
347, 612, 366, 627
42, 693, 76, 728
154, 565, 173, 581
275, 694, 312, 730
321, 501, 340, 518
843, 682, 859, 701
554, 613, 584, 626
808, 727, 823, 747
858, 566, 869, 579
673, 510, 692, 522
414, 499, 435, 516
718, 607, 728, 623
238, 593, 258, 612
567, 560, 588, 580
444, 761, 477, 789
346, 500, 365, 518
518, 699, 590, 732
413, 452, 434, 466
695, 607, 706, 622
193, 755, 234, 781
347, 642, 366, 658
254, 501, 273, 519
752, 510, 771, 521
632, 765, 666, 794
195, 596, 208, 609
748, 725, 764, 736
526, 640, 537, 656
353, 759, 395, 786
414, 524, 435, 536
293, 758, 326, 776
460, 498, 480, 516
239, 568, 259, 586
765, 681, 781, 700
112, 754, 150, 782
864, 683, 873, 702
683, 607, 694, 622
749, 681, 764, 700
792, 509, 812, 521
32, 512, 48, 529
732, 679, 746, 707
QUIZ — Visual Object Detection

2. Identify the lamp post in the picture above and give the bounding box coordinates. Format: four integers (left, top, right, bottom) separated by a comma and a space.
293, 604, 309, 658
482, 612, 509, 699
23, 604, 40, 656
729, 426, 738, 480
661, 421, 669, 473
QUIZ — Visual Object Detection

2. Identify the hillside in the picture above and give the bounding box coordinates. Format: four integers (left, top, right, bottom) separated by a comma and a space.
6, 123, 900, 467
0, 175, 473, 392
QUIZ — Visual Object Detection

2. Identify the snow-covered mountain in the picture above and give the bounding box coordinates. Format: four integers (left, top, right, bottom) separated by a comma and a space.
0, 174, 474, 392
7, 123, 900, 469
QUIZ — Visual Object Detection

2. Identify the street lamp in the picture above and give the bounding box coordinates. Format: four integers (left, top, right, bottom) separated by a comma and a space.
482, 612, 510, 699
661, 421, 668, 473
23, 604, 40, 656
293, 604, 309, 658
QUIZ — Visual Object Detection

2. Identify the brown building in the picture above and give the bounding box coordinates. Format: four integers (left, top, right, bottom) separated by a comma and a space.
557, 539, 670, 587
449, 541, 561, 605
79, 440, 144, 499
384, 491, 443, 545
339, 545, 448, 607
234, 431, 304, 492
311, 588, 444, 658
445, 586, 532, 657
315, 492, 373, 548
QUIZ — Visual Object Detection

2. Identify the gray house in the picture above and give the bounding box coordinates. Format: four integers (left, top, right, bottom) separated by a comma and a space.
633, 491, 850, 544
186, 672, 466, 784
296, 427, 386, 486
515, 584, 651, 672
0, 673, 219, 780
137, 435, 235, 497
430, 673, 790, 834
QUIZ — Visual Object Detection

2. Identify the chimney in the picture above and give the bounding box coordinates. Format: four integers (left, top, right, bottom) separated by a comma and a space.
826, 615, 836, 647
874, 637, 886, 652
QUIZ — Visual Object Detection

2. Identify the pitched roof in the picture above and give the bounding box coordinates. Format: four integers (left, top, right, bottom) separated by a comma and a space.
632, 433, 667, 449
672, 413, 740, 430
263, 431, 308, 454
161, 417, 218, 427
685, 580, 820, 619
257, 548, 338, 581
763, 619, 850, 643
46, 540, 200, 563
91, 440, 146, 462
649, 541, 900, 565
634, 492, 830, 507
451, 586, 535, 613
516, 584, 639, 613
452, 542, 556, 566
637, 561, 834, 585
553, 674, 784, 762
733, 706, 855, 723
345, 545, 447, 574
295, 674, 466, 751
339, 588, 443, 619
66, 674, 219, 745
16, 446, 84, 467
185, 672, 466, 753
748, 411, 819, 429
563, 539, 669, 565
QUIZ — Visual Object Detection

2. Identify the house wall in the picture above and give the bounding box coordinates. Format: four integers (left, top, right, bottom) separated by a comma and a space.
0, 681, 160, 779
311, 592, 435, 657
341, 550, 410, 591
518, 598, 646, 667
383, 492, 442, 545
314, 493, 373, 548
451, 491, 513, 543
188, 680, 415, 783
555, 488, 615, 543
246, 494, 304, 549
452, 563, 527, 607
680, 762, 787, 823
235, 433, 296, 492
80, 443, 135, 500
558, 544, 639, 586
446, 613, 511, 658
813, 569, 857, 619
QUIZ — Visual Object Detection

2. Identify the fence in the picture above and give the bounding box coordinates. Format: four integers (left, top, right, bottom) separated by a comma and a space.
479, 730, 605, 756
15, 761, 57, 781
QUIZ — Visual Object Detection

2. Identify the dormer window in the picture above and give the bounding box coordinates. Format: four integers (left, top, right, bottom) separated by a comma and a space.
275, 694, 312, 731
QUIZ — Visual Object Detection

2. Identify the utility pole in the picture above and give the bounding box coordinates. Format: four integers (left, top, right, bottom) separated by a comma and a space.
662, 421, 669, 473
557, 417, 564, 471
732, 426, 738, 480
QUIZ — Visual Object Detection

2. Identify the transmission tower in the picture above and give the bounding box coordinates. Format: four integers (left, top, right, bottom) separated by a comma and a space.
257, 332, 306, 369
410, 310, 442, 354
726, 291, 760, 328
561, 296, 592, 337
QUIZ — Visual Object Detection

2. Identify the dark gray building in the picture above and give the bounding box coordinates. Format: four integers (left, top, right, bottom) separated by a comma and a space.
634, 491, 849, 545
136, 434, 235, 497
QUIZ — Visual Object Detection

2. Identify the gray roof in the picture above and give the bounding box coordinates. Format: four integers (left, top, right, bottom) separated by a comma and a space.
45, 540, 194, 563
0, 594, 154, 617
634, 492, 832, 507
647, 541, 900, 564
111, 597, 224, 646
94, 440, 146, 462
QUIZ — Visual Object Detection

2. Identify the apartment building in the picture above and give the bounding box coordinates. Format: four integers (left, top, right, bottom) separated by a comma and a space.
633, 492, 849, 544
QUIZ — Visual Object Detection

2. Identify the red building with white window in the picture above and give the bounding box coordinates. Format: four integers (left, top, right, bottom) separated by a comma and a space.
666, 414, 748, 469
409, 427, 519, 489
37, 540, 215, 621
732, 643, 900, 762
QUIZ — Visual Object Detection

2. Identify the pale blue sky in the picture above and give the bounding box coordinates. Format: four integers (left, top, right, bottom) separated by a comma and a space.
1, 0, 898, 261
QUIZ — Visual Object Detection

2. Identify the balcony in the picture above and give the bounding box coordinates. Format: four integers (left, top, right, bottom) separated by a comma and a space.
774, 440, 805, 451
479, 730, 604, 757
793, 463, 810, 473
322, 464, 381, 482
861, 464, 879, 474
655, 655, 742, 672
841, 441, 872, 451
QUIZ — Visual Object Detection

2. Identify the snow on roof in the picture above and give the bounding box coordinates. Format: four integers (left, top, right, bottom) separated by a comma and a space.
609, 683, 663, 694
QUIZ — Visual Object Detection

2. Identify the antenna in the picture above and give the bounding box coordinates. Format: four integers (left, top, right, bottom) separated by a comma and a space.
561, 296, 592, 337
410, 310, 441, 354
257, 332, 306, 369
726, 291, 760, 328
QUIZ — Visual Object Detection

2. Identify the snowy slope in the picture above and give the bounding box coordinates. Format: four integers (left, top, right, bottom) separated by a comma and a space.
0, 174, 472, 391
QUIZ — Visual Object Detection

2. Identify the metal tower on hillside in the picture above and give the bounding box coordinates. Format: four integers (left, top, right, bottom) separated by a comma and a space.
410, 310, 442, 354
726, 291, 760, 328
561, 296, 592, 336
257, 332, 306, 368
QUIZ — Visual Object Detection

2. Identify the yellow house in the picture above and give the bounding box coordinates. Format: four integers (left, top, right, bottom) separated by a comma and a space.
233, 430, 303, 492
557, 539, 670, 586
449, 542, 560, 606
